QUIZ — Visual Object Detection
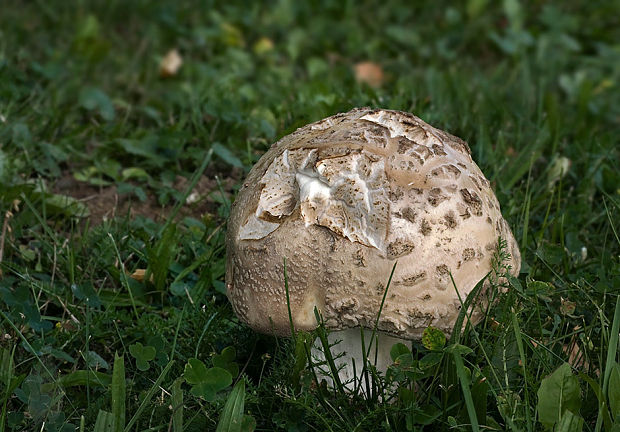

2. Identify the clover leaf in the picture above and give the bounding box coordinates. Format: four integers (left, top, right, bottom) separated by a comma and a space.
212, 346, 239, 378
422, 326, 446, 351
183, 358, 232, 401
129, 343, 156, 371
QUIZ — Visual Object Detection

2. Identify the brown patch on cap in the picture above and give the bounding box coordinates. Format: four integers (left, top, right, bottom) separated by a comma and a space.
397, 137, 414, 154
389, 187, 404, 202
362, 124, 389, 148
460, 189, 483, 216
446, 164, 462, 177
398, 272, 427, 286
399, 207, 417, 223
420, 219, 432, 236
446, 135, 471, 155
318, 146, 352, 159
387, 239, 415, 259
436, 264, 450, 277
428, 188, 448, 207
353, 249, 367, 267
462, 248, 476, 261
444, 211, 457, 228
432, 144, 447, 156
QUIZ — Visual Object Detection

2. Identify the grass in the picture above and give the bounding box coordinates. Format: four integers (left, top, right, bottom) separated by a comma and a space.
0, 0, 619, 430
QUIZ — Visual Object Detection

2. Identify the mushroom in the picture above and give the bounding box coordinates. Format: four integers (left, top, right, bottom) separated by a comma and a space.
226, 108, 521, 392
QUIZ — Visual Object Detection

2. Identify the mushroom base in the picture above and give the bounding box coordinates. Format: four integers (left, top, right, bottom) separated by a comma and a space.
311, 328, 408, 397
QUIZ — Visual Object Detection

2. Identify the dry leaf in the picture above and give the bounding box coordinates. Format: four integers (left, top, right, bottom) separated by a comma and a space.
354, 61, 384, 88
563, 337, 590, 372
130, 269, 148, 282
534, 327, 594, 373
160, 49, 183, 78
560, 297, 576, 316
531, 334, 593, 373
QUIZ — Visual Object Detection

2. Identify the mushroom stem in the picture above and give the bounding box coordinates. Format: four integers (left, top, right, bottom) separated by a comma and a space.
311, 328, 408, 397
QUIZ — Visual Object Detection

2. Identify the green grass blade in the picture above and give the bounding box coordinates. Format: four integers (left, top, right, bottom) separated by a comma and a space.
147, 223, 177, 292
452, 351, 480, 432
108, 233, 140, 320
171, 378, 183, 432
0, 348, 14, 389
283, 258, 296, 338
354, 262, 397, 397
111, 353, 126, 432
367, 262, 398, 357
596, 294, 620, 431
503, 141, 542, 190
602, 196, 619, 246
123, 360, 174, 432
449, 272, 487, 344
216, 379, 246, 432
313, 310, 345, 392
521, 189, 531, 249
511, 310, 533, 431
358, 327, 370, 399
41, 370, 111, 391
556, 409, 584, 432
0, 347, 15, 432
94, 410, 115, 432
579, 372, 612, 430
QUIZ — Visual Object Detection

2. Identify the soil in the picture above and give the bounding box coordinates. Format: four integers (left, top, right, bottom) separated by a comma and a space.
52, 169, 241, 225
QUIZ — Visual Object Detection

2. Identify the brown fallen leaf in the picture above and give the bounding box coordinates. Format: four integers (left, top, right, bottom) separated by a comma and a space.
354, 61, 384, 88
532, 329, 595, 374
160, 49, 183, 78
130, 268, 152, 282
563, 334, 593, 373
560, 297, 576, 316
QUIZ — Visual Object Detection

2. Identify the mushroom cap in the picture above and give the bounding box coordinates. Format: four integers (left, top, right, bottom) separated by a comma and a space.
226, 108, 521, 339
